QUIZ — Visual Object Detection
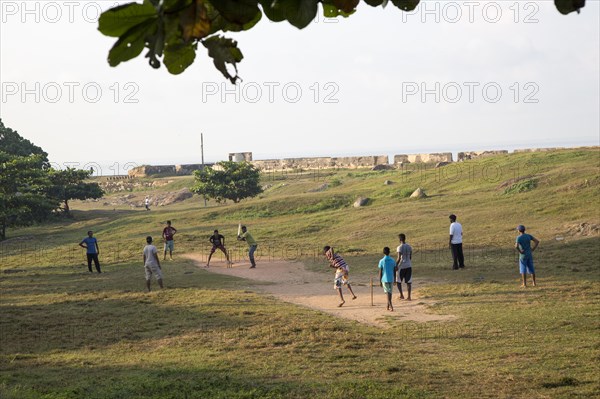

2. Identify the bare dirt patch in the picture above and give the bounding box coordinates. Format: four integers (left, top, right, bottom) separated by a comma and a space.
184, 254, 455, 328
564, 222, 599, 237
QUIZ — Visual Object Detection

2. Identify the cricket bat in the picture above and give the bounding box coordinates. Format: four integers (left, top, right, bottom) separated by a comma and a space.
237, 222, 242, 237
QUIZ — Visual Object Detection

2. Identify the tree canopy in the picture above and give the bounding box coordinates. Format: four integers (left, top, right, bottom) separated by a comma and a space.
191, 161, 263, 203
48, 168, 105, 214
0, 119, 48, 160
98, 0, 586, 81
0, 120, 104, 240
0, 152, 56, 240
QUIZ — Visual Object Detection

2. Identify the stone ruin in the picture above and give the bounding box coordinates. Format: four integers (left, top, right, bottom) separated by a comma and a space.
124, 147, 598, 177
128, 164, 211, 178
229, 152, 253, 162
394, 153, 453, 164
513, 148, 560, 153
252, 155, 388, 171
457, 150, 509, 162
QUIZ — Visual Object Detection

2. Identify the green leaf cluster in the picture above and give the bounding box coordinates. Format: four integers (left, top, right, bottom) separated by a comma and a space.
554, 0, 586, 15
97, 0, 417, 79
98, 0, 250, 80
191, 161, 263, 203
98, 0, 585, 79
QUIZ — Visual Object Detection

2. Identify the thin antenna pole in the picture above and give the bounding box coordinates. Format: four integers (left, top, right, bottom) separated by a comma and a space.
201, 133, 207, 207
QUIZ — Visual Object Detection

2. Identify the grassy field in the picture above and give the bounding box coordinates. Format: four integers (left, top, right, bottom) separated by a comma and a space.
1, 148, 599, 398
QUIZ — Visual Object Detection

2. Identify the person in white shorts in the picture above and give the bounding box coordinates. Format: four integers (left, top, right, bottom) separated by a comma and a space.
323, 246, 357, 307
143, 236, 163, 291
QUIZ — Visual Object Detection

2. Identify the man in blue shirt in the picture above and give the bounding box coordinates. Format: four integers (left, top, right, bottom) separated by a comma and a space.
378, 247, 397, 312
79, 230, 101, 273
515, 225, 540, 287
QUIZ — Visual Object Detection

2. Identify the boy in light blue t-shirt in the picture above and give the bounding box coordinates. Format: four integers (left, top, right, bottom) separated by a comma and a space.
79, 230, 101, 273
515, 225, 540, 287
378, 247, 397, 312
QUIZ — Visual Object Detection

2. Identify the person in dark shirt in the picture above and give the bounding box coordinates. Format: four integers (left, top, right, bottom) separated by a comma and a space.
207, 229, 231, 267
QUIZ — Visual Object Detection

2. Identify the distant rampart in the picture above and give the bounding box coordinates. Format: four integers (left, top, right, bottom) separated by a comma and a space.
393, 153, 453, 164
457, 150, 509, 161
128, 164, 211, 178
253, 155, 388, 171
127, 147, 598, 177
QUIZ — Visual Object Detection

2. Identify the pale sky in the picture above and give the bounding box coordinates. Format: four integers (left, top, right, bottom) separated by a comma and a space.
1, 0, 599, 175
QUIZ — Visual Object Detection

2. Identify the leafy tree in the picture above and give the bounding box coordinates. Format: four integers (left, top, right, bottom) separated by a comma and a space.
98, 0, 587, 80
0, 153, 56, 240
47, 168, 104, 214
0, 119, 48, 160
0, 121, 105, 239
191, 161, 262, 203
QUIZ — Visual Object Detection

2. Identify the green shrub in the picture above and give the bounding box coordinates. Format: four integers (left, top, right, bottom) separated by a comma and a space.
503, 179, 537, 195
296, 195, 351, 213
397, 188, 414, 199
329, 178, 342, 187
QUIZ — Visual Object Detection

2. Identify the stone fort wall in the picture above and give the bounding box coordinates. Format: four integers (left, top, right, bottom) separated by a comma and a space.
252, 155, 389, 171
127, 147, 597, 177
128, 163, 210, 178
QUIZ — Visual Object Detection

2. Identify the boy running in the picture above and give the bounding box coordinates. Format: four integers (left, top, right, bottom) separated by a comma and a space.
143, 236, 163, 291
515, 225, 540, 287
323, 246, 357, 307
378, 247, 397, 311
396, 233, 413, 301
206, 229, 231, 267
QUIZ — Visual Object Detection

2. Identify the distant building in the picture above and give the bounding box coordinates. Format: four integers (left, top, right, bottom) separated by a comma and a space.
228, 152, 253, 162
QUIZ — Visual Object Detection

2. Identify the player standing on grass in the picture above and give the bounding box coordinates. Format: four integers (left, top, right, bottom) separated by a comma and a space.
323, 246, 357, 307
396, 233, 413, 301
378, 247, 397, 311
143, 236, 163, 291
515, 225, 540, 287
206, 229, 231, 267
79, 231, 101, 273
162, 220, 177, 260
449, 214, 465, 269
237, 225, 257, 268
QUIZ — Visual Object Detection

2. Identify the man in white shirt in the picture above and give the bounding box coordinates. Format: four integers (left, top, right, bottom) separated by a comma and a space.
143, 236, 163, 291
449, 214, 465, 269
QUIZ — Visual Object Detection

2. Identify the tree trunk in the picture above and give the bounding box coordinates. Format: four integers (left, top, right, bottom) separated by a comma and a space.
0, 218, 6, 241
64, 199, 70, 214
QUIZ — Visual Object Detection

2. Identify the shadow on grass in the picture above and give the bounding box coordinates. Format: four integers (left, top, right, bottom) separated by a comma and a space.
68, 208, 141, 220
0, 262, 433, 399
0, 364, 427, 399
0, 259, 250, 293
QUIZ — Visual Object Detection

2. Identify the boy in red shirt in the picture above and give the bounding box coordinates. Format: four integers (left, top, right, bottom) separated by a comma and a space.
162, 221, 177, 260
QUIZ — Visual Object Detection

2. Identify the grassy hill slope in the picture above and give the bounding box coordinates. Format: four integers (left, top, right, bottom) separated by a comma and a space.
0, 148, 598, 398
